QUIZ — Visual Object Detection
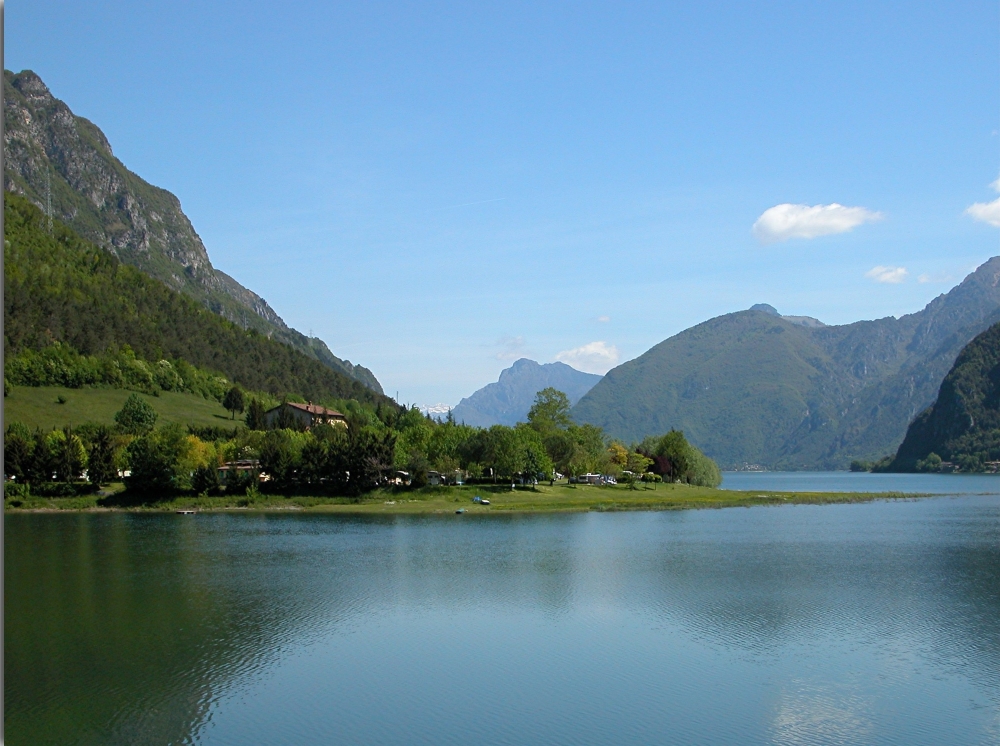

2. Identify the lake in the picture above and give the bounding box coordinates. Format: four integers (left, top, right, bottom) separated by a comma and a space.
722, 470, 1000, 494
6, 490, 1000, 744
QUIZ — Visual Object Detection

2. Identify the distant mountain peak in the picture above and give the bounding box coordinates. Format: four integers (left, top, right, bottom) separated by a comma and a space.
452, 359, 602, 427
748, 303, 825, 327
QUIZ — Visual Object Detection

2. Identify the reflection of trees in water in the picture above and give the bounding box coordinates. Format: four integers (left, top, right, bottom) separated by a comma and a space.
7, 509, 999, 743
5, 513, 582, 745
5, 514, 388, 745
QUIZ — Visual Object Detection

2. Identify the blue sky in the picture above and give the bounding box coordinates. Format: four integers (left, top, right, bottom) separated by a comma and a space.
8, 1, 1000, 406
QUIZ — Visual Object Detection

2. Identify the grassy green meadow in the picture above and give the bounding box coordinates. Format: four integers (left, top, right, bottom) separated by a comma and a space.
4, 385, 236, 431
5, 480, 920, 514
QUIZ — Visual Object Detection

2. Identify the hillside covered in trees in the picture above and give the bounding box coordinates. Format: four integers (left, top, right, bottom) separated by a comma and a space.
3, 192, 391, 407
3, 69, 381, 392
889, 321, 1000, 472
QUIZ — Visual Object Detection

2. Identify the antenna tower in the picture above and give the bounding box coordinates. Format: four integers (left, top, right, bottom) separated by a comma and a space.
45, 167, 53, 234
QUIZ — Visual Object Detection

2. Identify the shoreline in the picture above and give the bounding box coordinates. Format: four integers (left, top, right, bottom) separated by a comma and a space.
4, 482, 933, 515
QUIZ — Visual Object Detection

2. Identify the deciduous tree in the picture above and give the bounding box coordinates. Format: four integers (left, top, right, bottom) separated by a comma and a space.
223, 385, 246, 420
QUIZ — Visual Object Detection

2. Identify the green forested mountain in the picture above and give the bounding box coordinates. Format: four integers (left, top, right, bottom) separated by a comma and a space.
3, 69, 382, 393
3, 192, 392, 406
889, 321, 1000, 471
572, 261, 1000, 469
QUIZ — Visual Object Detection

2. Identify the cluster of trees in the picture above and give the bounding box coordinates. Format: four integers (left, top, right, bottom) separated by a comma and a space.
4, 388, 722, 499
3, 193, 390, 405
4, 344, 233, 400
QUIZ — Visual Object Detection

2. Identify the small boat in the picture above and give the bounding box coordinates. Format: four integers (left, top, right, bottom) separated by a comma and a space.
480, 499, 490, 505
455, 508, 466, 514
176, 510, 197, 515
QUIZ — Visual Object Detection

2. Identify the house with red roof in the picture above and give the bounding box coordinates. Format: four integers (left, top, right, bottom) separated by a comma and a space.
262, 401, 348, 430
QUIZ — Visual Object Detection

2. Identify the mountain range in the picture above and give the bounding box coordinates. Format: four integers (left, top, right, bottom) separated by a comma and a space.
451, 358, 602, 427
573, 258, 1000, 469
3, 69, 382, 393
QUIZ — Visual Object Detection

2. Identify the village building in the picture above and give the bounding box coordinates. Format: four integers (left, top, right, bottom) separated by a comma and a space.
217, 459, 266, 484
262, 401, 348, 430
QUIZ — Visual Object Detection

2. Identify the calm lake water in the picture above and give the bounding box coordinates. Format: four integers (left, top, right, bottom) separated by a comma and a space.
722, 470, 1000, 494
6, 493, 1000, 745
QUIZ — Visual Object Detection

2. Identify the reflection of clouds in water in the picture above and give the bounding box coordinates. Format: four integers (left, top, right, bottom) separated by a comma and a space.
986, 707, 1000, 744
771, 683, 873, 746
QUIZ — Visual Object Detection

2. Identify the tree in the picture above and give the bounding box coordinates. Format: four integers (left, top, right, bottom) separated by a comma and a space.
916, 452, 943, 472
260, 430, 297, 488
642, 430, 721, 487
527, 388, 572, 433
245, 397, 266, 430
87, 425, 119, 486
542, 430, 575, 475
192, 464, 221, 495
523, 447, 542, 486
608, 442, 629, 468
300, 437, 330, 486
346, 428, 396, 496
407, 450, 431, 488
4, 423, 34, 482
275, 401, 301, 430
124, 426, 189, 494
624, 450, 653, 490
114, 393, 158, 435
51, 427, 87, 482
29, 430, 54, 484
223, 385, 246, 420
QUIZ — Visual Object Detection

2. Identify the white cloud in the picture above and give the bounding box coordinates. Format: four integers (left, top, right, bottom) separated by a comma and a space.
865, 265, 908, 284
495, 335, 526, 361
966, 198, 1000, 227
596, 315, 611, 323
965, 178, 1000, 226
555, 341, 619, 374
753, 203, 883, 243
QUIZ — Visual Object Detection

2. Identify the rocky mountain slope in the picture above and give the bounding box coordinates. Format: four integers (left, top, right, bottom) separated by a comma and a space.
4, 192, 391, 406
3, 69, 382, 393
572, 258, 1000, 469
889, 321, 1000, 471
451, 359, 602, 427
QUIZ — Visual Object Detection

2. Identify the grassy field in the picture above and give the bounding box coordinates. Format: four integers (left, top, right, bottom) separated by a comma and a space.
4, 385, 237, 431
4, 481, 923, 514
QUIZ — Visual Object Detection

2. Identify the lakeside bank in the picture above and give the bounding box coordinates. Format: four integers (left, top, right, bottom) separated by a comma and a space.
4, 481, 925, 514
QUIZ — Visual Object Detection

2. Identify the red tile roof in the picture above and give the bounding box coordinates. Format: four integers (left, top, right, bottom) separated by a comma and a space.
284, 402, 345, 418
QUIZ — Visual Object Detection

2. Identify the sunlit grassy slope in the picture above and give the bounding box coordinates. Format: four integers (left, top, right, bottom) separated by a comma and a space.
4, 385, 236, 431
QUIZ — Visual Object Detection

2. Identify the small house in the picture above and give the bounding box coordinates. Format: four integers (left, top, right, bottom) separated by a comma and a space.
263, 402, 348, 430
217, 459, 266, 484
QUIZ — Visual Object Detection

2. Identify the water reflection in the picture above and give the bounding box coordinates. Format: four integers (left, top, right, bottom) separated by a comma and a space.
6, 498, 1000, 745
